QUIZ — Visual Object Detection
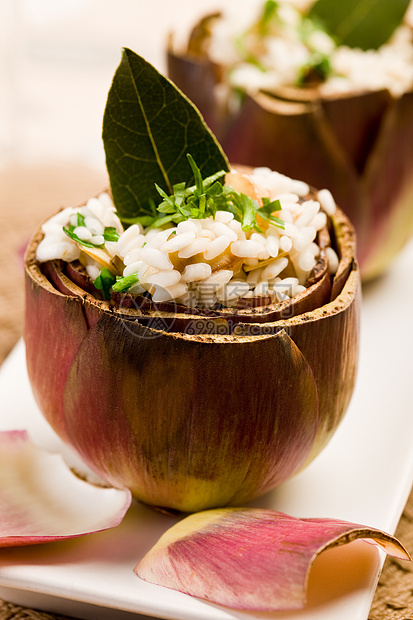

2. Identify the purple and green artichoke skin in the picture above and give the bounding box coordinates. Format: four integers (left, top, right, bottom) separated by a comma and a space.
24, 200, 360, 513
136, 507, 410, 611
167, 42, 413, 281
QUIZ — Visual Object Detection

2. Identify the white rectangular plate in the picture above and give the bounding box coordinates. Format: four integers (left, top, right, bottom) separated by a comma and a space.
1, 241, 413, 620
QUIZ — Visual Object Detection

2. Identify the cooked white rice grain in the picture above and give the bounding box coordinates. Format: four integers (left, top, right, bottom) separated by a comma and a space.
181, 263, 212, 282
326, 246, 340, 274
140, 247, 174, 271
128, 282, 146, 295
177, 220, 200, 234
161, 231, 196, 253
262, 257, 289, 280
317, 189, 336, 216
36, 240, 80, 263
151, 282, 188, 303
217, 280, 250, 302
293, 226, 316, 252
105, 241, 120, 258
257, 247, 271, 261
277, 277, 299, 296
212, 221, 238, 241
178, 238, 209, 258
85, 197, 105, 221
73, 226, 92, 241
146, 270, 182, 288
280, 235, 293, 253
215, 210, 234, 224
146, 228, 174, 249
298, 251, 316, 272
231, 239, 265, 257
243, 257, 259, 266
204, 235, 231, 260
124, 260, 145, 277
254, 281, 273, 297
295, 201, 320, 227
229, 220, 246, 239
283, 222, 299, 238
291, 180, 310, 196
123, 247, 143, 266
90, 235, 105, 246
138, 263, 158, 282
247, 267, 263, 286
86, 264, 101, 281
311, 211, 328, 231
274, 193, 300, 203
277, 209, 293, 223
265, 235, 280, 258
84, 216, 104, 236
198, 269, 233, 294
274, 287, 290, 302
117, 225, 143, 257
250, 232, 266, 245
199, 229, 215, 239
176, 289, 199, 307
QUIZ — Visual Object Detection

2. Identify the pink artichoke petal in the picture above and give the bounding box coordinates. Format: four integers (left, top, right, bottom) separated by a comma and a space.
135, 507, 410, 611
0, 430, 131, 547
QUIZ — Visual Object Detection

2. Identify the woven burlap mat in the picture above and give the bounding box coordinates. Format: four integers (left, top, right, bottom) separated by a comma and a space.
1, 163, 412, 620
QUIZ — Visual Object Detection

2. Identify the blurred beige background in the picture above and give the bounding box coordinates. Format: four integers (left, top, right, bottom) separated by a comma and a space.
0, 0, 235, 364
0, 0, 232, 169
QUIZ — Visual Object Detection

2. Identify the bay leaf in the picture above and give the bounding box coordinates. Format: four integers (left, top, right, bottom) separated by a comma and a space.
309, 0, 410, 50
102, 48, 229, 222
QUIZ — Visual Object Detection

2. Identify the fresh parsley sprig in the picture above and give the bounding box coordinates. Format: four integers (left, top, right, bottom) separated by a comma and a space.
63, 213, 120, 248
94, 267, 116, 299
94, 269, 140, 299
112, 273, 140, 293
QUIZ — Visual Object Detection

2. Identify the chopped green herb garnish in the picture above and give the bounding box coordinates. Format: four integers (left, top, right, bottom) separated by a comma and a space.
76, 213, 86, 227
257, 0, 279, 36
63, 227, 98, 249
223, 190, 258, 231
256, 198, 285, 229
112, 273, 140, 293
297, 53, 332, 86
94, 269, 140, 297
129, 153, 284, 233
103, 227, 120, 242
94, 268, 116, 299
64, 224, 119, 247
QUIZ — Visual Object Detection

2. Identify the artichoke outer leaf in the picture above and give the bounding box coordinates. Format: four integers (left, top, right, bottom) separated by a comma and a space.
135, 507, 410, 611
222, 92, 360, 221
0, 431, 131, 547
25, 258, 94, 445
102, 48, 229, 222
61, 318, 319, 512
234, 258, 361, 464
361, 90, 413, 279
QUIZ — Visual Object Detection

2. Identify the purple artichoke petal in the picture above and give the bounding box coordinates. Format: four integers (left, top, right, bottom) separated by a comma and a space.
135, 507, 410, 611
0, 431, 131, 547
